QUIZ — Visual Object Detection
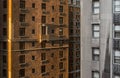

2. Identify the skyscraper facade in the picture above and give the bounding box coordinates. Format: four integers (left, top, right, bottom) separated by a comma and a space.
81, 0, 120, 78
0, 0, 69, 78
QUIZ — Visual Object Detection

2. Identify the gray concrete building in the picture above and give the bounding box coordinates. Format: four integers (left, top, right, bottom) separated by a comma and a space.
81, 0, 120, 78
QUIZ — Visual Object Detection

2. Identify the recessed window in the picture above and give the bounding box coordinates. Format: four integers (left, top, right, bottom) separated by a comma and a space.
19, 28, 25, 36
32, 16, 35, 21
51, 65, 54, 69
32, 3, 35, 8
3, 14, 7, 22
59, 73, 63, 78
114, 0, 120, 12
92, 24, 100, 38
41, 53, 46, 60
19, 55, 25, 63
19, 69, 25, 77
42, 3, 46, 10
32, 68, 35, 73
59, 6, 63, 12
20, 0, 25, 8
92, 0, 100, 14
3, 42, 7, 49
52, 18, 54, 22
3, 55, 7, 63
59, 17, 63, 24
92, 71, 99, 78
52, 6, 54, 11
114, 50, 120, 63
3, 0, 7, 8
32, 29, 35, 34
59, 62, 64, 69
32, 56, 35, 60
32, 42, 35, 47
42, 16, 46, 23
59, 28, 63, 36
3, 28, 7, 36
92, 48, 100, 61
3, 69, 7, 77
59, 51, 63, 58
19, 14, 25, 22
19, 42, 25, 49
41, 65, 46, 73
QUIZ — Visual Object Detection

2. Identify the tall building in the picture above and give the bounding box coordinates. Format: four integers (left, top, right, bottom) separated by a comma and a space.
68, 0, 80, 78
81, 0, 120, 78
0, 0, 69, 78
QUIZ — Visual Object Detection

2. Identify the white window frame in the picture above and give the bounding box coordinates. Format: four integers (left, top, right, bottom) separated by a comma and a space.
93, 1, 100, 14
114, 0, 120, 12
92, 24, 100, 38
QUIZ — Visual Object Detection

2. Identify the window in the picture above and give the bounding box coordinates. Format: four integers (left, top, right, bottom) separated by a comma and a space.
3, 69, 7, 77
32, 3, 35, 8
42, 26, 46, 35
114, 25, 120, 38
52, 6, 54, 11
32, 16, 35, 21
114, 0, 120, 12
51, 65, 54, 69
59, 28, 63, 36
19, 28, 25, 36
41, 65, 46, 73
92, 71, 99, 78
59, 62, 64, 69
92, 24, 100, 38
32, 29, 35, 34
3, 42, 7, 49
42, 16, 46, 23
115, 25, 120, 31
59, 51, 63, 58
3, 28, 7, 36
114, 50, 120, 63
32, 42, 35, 47
93, 0, 100, 14
42, 3, 46, 10
3, 55, 7, 63
52, 18, 54, 22
20, 0, 25, 8
19, 14, 25, 22
19, 69, 25, 77
115, 75, 120, 78
51, 53, 54, 57
59, 73, 63, 78
92, 48, 100, 61
19, 55, 25, 63
114, 32, 120, 38
3, 0, 7, 8
41, 53, 46, 60
59, 17, 63, 24
32, 68, 35, 73
3, 14, 7, 22
59, 6, 63, 12
19, 42, 25, 49
32, 56, 35, 60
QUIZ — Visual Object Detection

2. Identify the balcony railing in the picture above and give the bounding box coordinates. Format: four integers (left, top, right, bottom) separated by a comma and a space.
41, 34, 59, 41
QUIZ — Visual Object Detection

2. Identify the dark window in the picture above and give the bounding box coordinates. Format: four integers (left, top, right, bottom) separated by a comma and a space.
42, 16, 46, 23
51, 65, 54, 69
51, 53, 54, 57
32, 56, 35, 60
3, 69, 7, 77
19, 14, 25, 22
52, 18, 54, 22
59, 51, 63, 58
3, 28, 7, 36
41, 53, 46, 60
42, 3, 46, 10
32, 29, 35, 34
3, 0, 7, 8
32, 42, 35, 47
19, 28, 25, 36
3, 55, 7, 63
3, 42, 7, 49
59, 74, 63, 78
20, 0, 25, 8
32, 16, 35, 21
59, 28, 63, 35
59, 62, 63, 69
32, 68, 35, 73
19, 42, 25, 49
59, 6, 63, 12
52, 6, 54, 11
19, 69, 25, 77
3, 14, 7, 22
19, 55, 25, 63
32, 3, 35, 8
41, 65, 46, 73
